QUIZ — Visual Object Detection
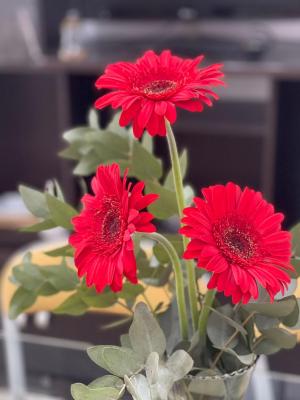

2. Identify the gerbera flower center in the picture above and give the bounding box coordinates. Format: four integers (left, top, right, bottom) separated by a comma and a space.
140, 79, 178, 99
97, 197, 126, 252
212, 215, 259, 265
102, 210, 122, 242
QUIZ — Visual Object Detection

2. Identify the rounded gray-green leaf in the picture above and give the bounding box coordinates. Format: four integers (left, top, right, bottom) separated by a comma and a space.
87, 345, 143, 377
71, 383, 120, 400
166, 350, 194, 381
129, 302, 167, 361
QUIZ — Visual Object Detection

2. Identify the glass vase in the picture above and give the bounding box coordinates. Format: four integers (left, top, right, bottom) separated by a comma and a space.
169, 363, 256, 400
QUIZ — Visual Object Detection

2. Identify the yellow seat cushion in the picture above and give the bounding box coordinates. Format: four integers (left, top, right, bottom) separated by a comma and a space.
0, 240, 170, 316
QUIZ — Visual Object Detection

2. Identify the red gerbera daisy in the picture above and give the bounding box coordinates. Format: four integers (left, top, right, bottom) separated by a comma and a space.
95, 50, 224, 138
69, 164, 158, 292
180, 183, 294, 304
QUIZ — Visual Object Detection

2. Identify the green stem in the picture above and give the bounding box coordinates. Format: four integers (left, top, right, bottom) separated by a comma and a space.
146, 232, 189, 340
198, 289, 216, 343
165, 120, 199, 331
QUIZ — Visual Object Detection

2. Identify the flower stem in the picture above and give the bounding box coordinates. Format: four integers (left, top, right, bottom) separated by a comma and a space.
146, 232, 189, 340
198, 289, 216, 343
165, 120, 199, 331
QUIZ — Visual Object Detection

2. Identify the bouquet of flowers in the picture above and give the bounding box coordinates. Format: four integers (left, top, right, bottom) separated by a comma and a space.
9, 50, 300, 400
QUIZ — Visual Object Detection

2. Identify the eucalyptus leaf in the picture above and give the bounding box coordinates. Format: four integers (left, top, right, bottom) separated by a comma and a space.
207, 305, 240, 348
54, 293, 88, 316
145, 352, 159, 385
130, 140, 162, 181
261, 327, 297, 349
71, 383, 120, 400
45, 245, 74, 258
88, 375, 123, 390
125, 375, 151, 400
118, 283, 144, 301
9, 287, 37, 319
243, 296, 297, 317
255, 315, 279, 331
80, 286, 118, 308
88, 109, 100, 130
46, 194, 77, 230
41, 263, 79, 291
20, 219, 56, 232
12, 263, 45, 291
87, 345, 143, 377
19, 185, 49, 219
129, 302, 167, 361
253, 338, 281, 355
146, 181, 177, 219
120, 334, 132, 348
166, 350, 194, 381
281, 298, 299, 327
142, 134, 153, 153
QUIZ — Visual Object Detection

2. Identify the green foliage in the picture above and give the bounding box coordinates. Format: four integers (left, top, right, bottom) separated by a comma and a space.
129, 303, 167, 361
71, 303, 194, 400
19, 182, 78, 232
87, 345, 144, 377
71, 383, 120, 400
9, 253, 80, 318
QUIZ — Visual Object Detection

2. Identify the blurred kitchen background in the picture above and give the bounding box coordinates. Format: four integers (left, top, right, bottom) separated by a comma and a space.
2, 0, 300, 399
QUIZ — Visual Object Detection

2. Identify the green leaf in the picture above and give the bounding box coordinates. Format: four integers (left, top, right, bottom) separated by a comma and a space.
71, 383, 120, 400
291, 222, 300, 257
281, 298, 299, 327
79, 286, 118, 308
146, 181, 177, 219
215, 346, 256, 366
129, 302, 166, 361
118, 283, 144, 301
12, 263, 45, 291
88, 109, 100, 130
184, 185, 195, 206
243, 296, 297, 317
37, 282, 58, 296
141, 134, 153, 153
46, 194, 77, 230
9, 287, 37, 319
45, 245, 74, 258
139, 264, 172, 287
125, 375, 151, 400
164, 149, 188, 188
120, 334, 132, 348
255, 315, 279, 331
145, 352, 159, 384
88, 375, 123, 390
291, 257, 300, 277
261, 327, 297, 349
253, 338, 281, 355
166, 350, 194, 381
19, 185, 49, 219
207, 304, 241, 348
41, 263, 79, 291
130, 140, 162, 181
20, 219, 56, 232
73, 153, 101, 176
87, 345, 143, 377
54, 293, 88, 316
209, 306, 247, 338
